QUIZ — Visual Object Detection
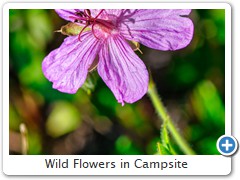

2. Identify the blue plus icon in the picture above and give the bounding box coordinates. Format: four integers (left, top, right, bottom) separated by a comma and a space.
217, 135, 238, 156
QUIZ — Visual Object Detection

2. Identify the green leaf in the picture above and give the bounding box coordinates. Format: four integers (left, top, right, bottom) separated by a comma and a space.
156, 142, 172, 155
160, 122, 177, 155
191, 80, 225, 127
161, 121, 170, 148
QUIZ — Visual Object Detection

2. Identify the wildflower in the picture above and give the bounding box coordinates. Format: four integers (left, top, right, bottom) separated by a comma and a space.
42, 9, 193, 105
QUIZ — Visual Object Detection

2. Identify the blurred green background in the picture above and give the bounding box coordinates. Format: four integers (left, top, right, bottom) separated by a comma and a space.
9, 9, 225, 155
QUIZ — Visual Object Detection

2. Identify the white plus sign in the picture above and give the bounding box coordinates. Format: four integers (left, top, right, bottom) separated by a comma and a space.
222, 140, 233, 151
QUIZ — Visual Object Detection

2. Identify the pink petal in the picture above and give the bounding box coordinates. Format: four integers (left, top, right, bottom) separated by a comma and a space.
86, 9, 124, 22
55, 9, 122, 22
119, 9, 194, 51
98, 35, 149, 105
55, 9, 80, 22
42, 32, 102, 93
98, 9, 124, 17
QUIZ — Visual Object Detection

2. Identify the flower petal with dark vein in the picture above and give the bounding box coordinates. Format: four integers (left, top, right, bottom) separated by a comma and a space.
42, 9, 194, 105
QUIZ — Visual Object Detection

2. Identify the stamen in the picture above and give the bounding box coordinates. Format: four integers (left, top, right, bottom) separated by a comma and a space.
77, 9, 105, 41
95, 9, 104, 19
84, 9, 91, 18
78, 25, 90, 41
91, 23, 100, 40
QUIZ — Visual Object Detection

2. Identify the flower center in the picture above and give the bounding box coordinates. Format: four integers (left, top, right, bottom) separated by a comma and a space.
74, 9, 118, 41
93, 18, 117, 39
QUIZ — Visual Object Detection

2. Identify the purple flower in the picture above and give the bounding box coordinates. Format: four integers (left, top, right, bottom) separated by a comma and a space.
42, 9, 194, 105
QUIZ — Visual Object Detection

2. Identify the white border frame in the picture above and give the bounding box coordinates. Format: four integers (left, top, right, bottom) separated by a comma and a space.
2, 2, 232, 175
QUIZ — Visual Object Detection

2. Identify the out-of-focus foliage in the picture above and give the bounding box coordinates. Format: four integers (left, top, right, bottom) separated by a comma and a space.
9, 9, 225, 155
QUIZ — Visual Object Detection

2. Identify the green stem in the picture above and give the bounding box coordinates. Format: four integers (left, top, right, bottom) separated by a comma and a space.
148, 79, 195, 155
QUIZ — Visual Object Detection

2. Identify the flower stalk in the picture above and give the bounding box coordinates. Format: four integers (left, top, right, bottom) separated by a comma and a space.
148, 78, 196, 155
